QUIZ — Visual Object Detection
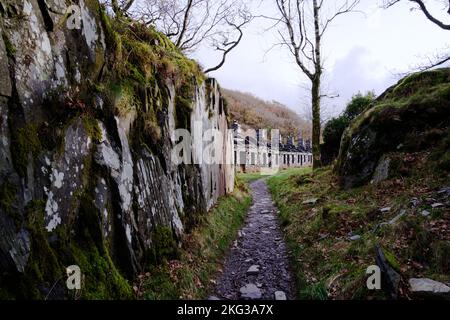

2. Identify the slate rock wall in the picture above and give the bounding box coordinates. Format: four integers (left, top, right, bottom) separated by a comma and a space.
0, 0, 234, 298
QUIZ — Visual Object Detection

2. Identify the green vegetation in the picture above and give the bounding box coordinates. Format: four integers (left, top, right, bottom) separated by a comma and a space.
0, 3, 233, 301
82, 115, 102, 143
96, 7, 206, 148
151, 226, 179, 264
11, 123, 42, 177
322, 92, 374, 165
389, 69, 450, 99
268, 152, 450, 299
142, 178, 252, 300
0, 182, 20, 229
339, 69, 450, 168
2, 32, 16, 57
2, 196, 134, 300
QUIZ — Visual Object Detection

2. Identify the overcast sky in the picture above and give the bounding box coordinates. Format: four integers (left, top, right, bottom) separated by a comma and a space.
192, 0, 449, 118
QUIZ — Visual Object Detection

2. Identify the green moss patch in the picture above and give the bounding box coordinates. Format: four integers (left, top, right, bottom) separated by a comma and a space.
11, 123, 42, 177
2, 32, 16, 57
0, 182, 19, 228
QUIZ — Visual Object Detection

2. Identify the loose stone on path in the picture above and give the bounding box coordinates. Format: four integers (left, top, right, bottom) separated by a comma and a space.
240, 284, 262, 300
247, 265, 260, 275
274, 291, 287, 300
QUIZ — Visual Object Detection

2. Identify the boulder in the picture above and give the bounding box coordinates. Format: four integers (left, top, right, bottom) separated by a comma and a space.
375, 246, 401, 299
0, 0, 235, 299
337, 69, 450, 189
371, 155, 391, 184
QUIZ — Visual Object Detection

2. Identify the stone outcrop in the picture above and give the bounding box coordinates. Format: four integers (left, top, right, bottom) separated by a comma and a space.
0, 0, 234, 299
337, 69, 450, 189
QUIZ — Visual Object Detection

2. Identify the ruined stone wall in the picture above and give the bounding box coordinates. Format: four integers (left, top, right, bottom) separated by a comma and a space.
0, 0, 234, 299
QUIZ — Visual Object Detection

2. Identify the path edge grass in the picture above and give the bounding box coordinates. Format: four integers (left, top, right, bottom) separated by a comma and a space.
140, 176, 252, 300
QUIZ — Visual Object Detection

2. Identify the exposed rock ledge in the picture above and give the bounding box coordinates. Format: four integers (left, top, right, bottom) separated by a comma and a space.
0, 0, 234, 299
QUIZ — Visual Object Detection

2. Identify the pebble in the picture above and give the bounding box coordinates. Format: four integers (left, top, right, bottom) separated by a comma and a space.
410, 198, 420, 208
303, 198, 319, 205
274, 291, 287, 300
247, 265, 261, 275
431, 203, 444, 209
380, 207, 391, 213
421, 210, 431, 217
389, 209, 407, 224
349, 235, 362, 241
437, 187, 450, 197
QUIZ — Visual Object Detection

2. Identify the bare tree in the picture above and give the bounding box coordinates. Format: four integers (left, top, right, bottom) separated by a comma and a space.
131, 0, 253, 73
384, 0, 450, 29
270, 0, 360, 169
383, 0, 450, 69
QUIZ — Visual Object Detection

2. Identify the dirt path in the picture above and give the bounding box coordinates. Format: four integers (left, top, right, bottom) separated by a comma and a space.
212, 179, 295, 300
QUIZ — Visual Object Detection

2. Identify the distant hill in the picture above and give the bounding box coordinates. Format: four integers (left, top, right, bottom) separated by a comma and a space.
222, 88, 311, 140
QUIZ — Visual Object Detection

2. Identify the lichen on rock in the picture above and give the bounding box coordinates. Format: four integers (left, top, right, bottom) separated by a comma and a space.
0, 0, 234, 299
337, 68, 450, 189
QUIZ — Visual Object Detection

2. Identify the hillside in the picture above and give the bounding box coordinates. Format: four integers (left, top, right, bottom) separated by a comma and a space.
267, 69, 450, 300
222, 89, 311, 139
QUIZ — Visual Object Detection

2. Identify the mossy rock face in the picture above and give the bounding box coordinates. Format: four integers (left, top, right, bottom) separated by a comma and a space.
151, 226, 179, 264
337, 68, 450, 189
0, 0, 232, 301
10, 123, 42, 177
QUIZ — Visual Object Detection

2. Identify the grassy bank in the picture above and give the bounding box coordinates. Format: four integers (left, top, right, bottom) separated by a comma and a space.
268, 154, 450, 300
139, 178, 252, 300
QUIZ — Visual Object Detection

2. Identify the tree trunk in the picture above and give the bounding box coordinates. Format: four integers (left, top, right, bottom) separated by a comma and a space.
311, 77, 322, 170
312, 0, 322, 170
